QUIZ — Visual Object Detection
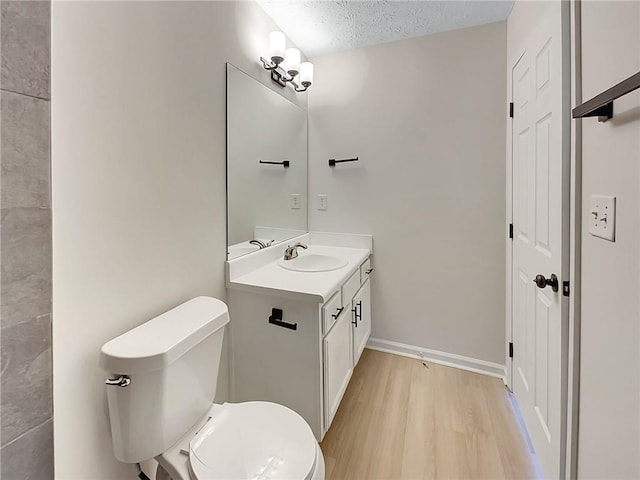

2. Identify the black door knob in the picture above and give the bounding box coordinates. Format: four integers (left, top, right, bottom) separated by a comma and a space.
534, 274, 559, 292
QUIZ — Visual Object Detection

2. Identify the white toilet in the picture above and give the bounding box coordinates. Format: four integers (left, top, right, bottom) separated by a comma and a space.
100, 296, 325, 480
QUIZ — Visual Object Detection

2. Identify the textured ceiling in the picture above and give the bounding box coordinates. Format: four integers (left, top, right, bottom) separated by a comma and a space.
257, 1, 514, 58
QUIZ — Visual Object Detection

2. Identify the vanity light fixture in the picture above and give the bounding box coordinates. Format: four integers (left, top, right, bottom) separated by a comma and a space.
260, 31, 313, 93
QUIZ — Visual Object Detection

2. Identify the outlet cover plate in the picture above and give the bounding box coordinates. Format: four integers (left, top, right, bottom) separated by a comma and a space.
318, 194, 328, 211
589, 194, 615, 241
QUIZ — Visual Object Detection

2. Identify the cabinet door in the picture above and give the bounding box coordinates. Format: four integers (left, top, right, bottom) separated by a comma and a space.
323, 308, 353, 430
352, 278, 371, 366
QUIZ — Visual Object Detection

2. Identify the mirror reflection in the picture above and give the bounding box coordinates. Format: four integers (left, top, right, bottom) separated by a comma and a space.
226, 63, 308, 260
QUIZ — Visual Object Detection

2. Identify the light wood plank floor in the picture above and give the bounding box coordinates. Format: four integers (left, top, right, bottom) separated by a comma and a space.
320, 349, 538, 479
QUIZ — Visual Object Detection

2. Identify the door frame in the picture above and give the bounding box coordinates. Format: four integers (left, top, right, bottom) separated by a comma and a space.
565, 1, 582, 477
505, 1, 580, 478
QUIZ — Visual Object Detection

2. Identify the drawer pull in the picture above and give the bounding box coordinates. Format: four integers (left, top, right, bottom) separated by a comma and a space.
331, 307, 344, 319
268, 308, 297, 331
352, 301, 362, 327
365, 268, 373, 275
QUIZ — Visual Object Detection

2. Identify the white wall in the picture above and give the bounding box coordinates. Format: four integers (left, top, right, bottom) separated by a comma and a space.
51, 2, 306, 478
577, 2, 640, 478
307, 22, 507, 365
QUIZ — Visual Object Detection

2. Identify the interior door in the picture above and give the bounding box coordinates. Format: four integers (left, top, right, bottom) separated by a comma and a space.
510, 2, 569, 478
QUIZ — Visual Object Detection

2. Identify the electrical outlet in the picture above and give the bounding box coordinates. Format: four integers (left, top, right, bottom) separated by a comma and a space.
318, 194, 328, 211
589, 194, 616, 241
290, 194, 301, 210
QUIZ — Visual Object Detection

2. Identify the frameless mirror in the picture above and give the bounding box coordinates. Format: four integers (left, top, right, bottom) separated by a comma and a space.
226, 63, 308, 260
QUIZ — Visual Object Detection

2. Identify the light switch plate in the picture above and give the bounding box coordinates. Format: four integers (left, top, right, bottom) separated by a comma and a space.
318, 194, 328, 211
589, 194, 616, 241
290, 194, 301, 210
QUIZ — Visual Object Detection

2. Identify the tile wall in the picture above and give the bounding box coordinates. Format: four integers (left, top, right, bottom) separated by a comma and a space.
0, 1, 53, 478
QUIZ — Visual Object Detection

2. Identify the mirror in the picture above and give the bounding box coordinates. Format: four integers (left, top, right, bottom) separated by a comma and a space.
226, 63, 308, 260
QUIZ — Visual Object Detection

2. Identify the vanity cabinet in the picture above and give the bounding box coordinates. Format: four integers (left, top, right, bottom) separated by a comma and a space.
228, 255, 372, 441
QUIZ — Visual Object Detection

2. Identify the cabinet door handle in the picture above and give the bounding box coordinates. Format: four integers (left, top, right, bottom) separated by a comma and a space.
332, 307, 344, 319
352, 301, 362, 327
365, 268, 373, 275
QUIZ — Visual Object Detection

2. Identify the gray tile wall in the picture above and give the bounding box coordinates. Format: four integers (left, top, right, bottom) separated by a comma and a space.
0, 1, 53, 478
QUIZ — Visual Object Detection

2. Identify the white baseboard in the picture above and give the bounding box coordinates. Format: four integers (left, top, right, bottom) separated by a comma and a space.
366, 337, 507, 380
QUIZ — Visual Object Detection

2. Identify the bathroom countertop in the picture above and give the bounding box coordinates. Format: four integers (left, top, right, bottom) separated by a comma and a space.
226, 244, 370, 303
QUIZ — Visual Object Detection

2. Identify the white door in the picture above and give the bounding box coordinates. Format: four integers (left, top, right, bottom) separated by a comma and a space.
510, 2, 569, 478
323, 307, 353, 430
352, 278, 371, 366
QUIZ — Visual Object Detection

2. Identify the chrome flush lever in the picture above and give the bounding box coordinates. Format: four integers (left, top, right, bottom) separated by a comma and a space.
105, 375, 131, 387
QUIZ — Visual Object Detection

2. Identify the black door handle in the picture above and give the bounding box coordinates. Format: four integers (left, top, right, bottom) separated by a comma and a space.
534, 274, 559, 293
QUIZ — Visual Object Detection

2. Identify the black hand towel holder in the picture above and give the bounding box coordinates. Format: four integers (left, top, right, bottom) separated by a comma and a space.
260, 160, 290, 168
329, 157, 358, 167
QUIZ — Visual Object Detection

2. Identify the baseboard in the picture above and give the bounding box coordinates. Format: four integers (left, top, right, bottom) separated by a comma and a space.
366, 337, 507, 380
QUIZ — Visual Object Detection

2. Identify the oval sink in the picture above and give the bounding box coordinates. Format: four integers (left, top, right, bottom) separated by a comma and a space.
278, 254, 348, 272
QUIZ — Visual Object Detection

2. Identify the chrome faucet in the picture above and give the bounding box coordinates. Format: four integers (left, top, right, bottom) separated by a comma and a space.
283, 242, 307, 260
249, 239, 275, 249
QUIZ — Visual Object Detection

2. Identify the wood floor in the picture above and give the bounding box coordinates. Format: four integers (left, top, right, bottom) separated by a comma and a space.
320, 349, 539, 480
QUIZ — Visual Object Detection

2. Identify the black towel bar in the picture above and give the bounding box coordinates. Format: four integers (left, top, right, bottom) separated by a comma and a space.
329, 157, 358, 167
572, 71, 640, 122
260, 160, 290, 168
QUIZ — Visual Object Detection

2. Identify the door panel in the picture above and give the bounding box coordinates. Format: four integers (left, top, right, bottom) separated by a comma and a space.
352, 278, 371, 366
323, 307, 353, 430
510, 2, 568, 478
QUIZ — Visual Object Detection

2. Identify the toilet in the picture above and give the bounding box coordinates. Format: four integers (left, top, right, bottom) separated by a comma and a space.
100, 296, 325, 480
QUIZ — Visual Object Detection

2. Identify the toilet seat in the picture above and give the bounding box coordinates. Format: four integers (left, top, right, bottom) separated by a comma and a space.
188, 402, 318, 480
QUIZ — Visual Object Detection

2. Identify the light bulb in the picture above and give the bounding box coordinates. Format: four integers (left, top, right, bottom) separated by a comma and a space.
269, 31, 285, 65
299, 62, 314, 86
285, 48, 301, 77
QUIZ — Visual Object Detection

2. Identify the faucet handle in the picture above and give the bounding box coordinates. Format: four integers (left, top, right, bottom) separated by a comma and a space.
249, 239, 267, 249
284, 242, 308, 260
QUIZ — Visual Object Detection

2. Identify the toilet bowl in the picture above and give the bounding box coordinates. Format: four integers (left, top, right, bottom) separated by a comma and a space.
100, 297, 324, 480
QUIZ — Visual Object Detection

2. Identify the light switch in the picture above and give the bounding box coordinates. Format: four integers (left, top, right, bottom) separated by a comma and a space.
318, 194, 328, 211
290, 194, 301, 210
589, 194, 616, 241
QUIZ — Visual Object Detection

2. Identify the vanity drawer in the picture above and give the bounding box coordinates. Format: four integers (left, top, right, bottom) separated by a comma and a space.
360, 258, 373, 283
322, 291, 343, 334
342, 270, 361, 306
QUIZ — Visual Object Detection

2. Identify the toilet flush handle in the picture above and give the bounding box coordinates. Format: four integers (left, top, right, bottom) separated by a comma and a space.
105, 375, 131, 387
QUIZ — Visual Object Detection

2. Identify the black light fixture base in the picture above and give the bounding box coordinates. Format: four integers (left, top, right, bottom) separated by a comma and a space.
271, 69, 287, 88
260, 56, 310, 92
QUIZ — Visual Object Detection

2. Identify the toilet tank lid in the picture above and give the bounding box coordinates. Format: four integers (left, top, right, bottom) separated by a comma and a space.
100, 296, 229, 375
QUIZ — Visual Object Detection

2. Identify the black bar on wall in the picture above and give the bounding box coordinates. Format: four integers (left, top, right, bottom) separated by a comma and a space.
260, 160, 290, 168
572, 71, 640, 121
329, 157, 359, 167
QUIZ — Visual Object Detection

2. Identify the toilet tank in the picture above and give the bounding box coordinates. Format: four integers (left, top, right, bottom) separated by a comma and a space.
100, 296, 229, 463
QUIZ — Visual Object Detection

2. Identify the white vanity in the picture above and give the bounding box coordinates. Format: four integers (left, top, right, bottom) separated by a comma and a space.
226, 233, 373, 440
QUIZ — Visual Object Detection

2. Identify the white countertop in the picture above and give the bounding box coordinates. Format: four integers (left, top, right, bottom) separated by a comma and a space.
227, 244, 370, 303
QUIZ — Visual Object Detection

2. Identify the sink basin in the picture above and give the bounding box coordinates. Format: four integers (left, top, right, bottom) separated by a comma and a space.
278, 254, 348, 272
